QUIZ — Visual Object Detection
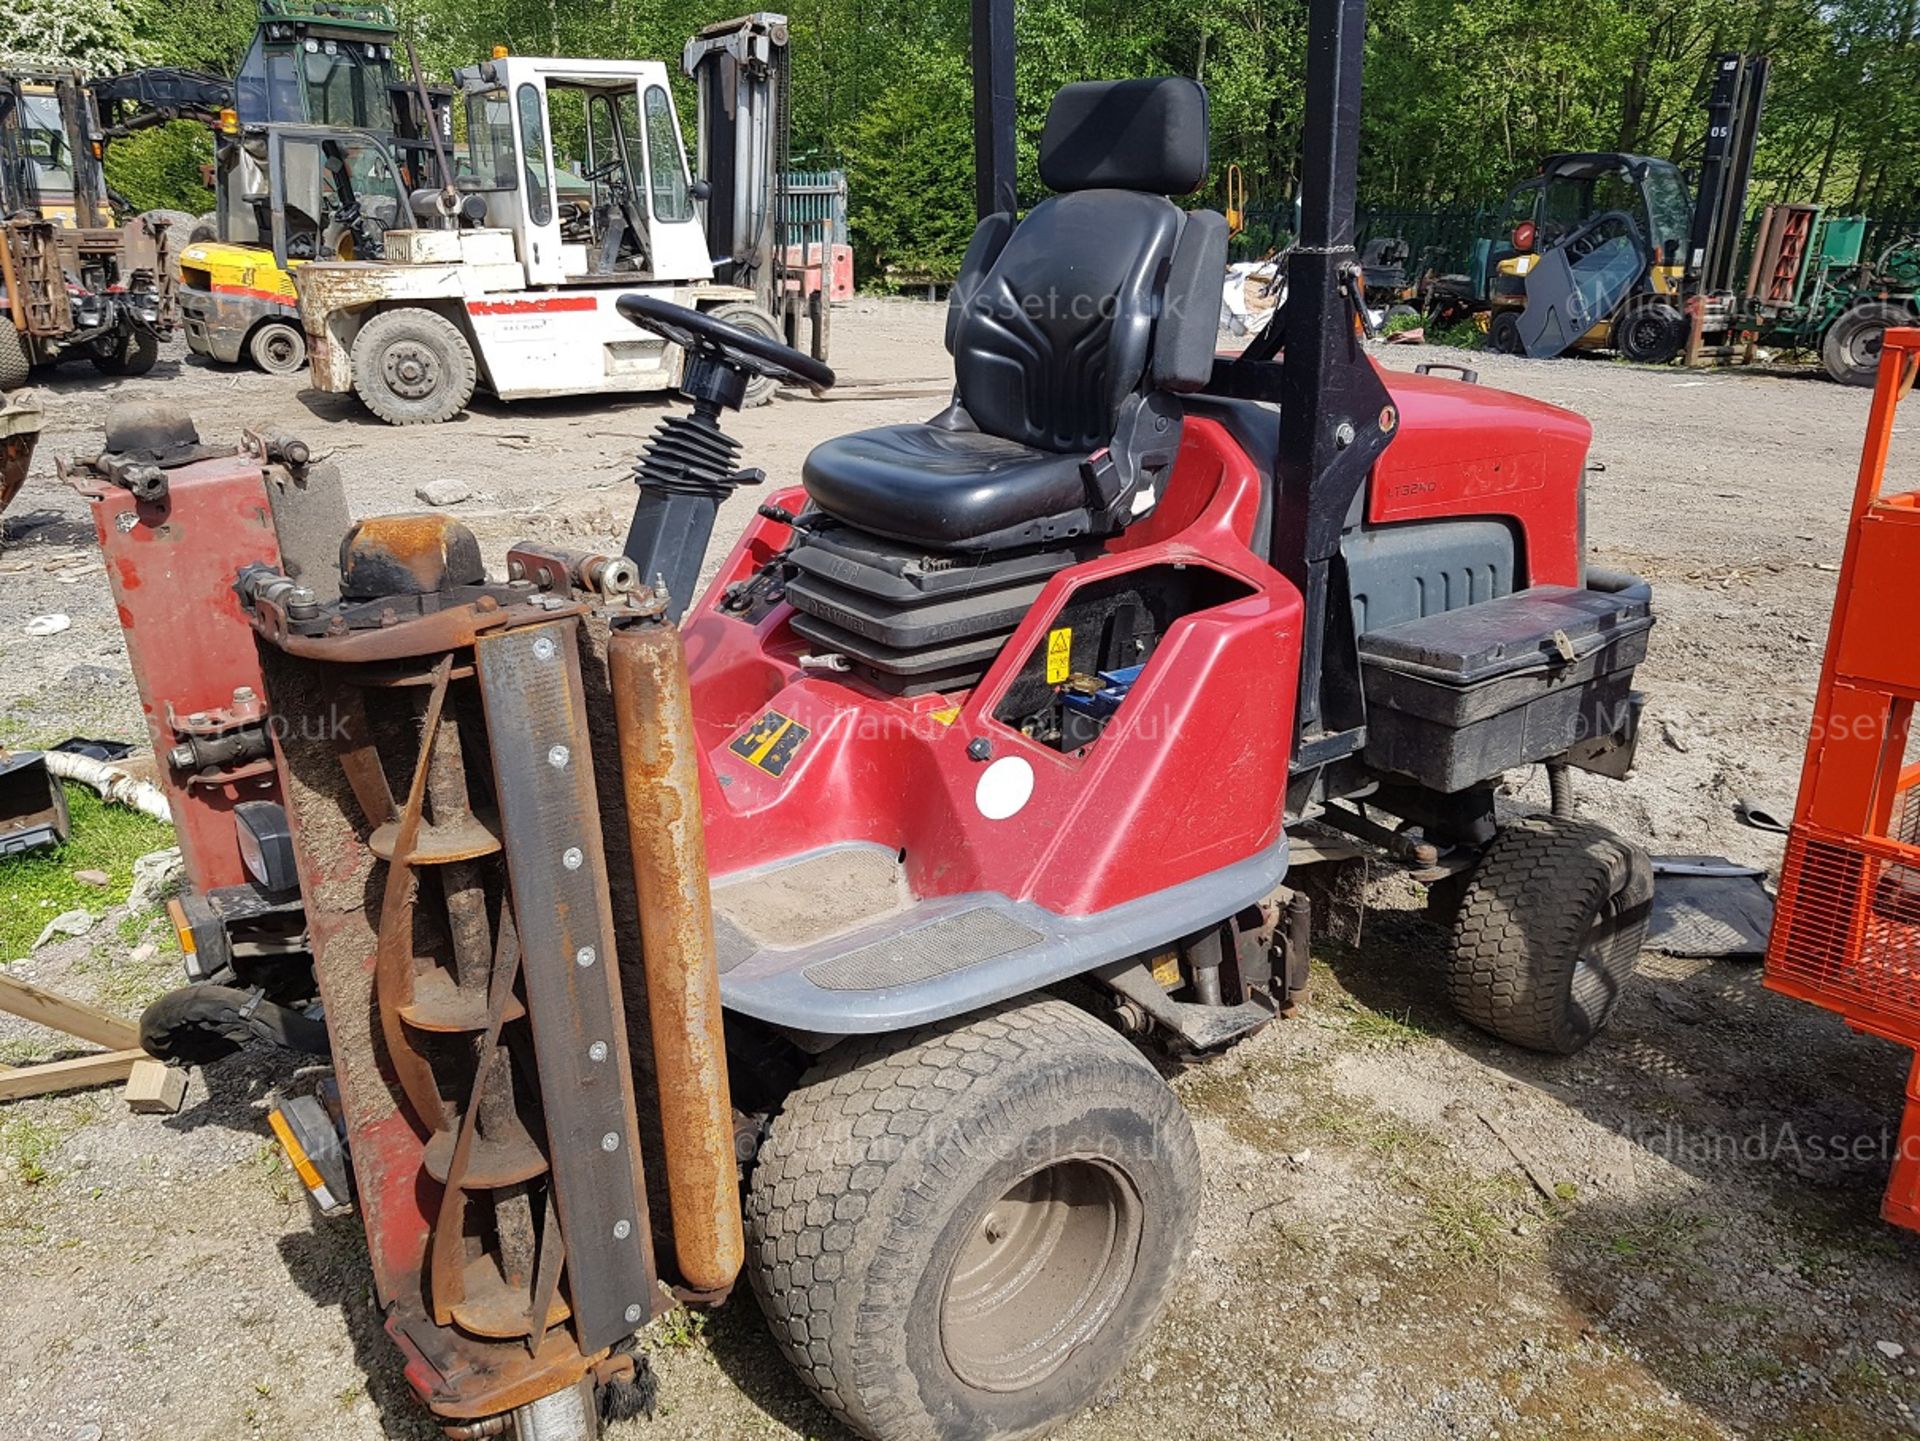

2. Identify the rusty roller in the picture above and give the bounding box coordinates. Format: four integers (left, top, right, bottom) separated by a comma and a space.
608, 601, 743, 1294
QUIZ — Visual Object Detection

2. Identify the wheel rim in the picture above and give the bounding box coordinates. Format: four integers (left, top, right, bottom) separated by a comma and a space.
1847, 325, 1885, 371
940, 1157, 1142, 1393
1625, 314, 1669, 357
382, 340, 442, 400
260, 328, 300, 370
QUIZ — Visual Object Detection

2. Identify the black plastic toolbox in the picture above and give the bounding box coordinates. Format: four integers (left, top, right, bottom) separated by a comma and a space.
1356, 580, 1653, 792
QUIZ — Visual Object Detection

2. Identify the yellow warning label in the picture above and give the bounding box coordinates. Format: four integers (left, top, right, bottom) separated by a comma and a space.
1149, 949, 1183, 989
1045, 626, 1073, 685
930, 705, 961, 726
727, 710, 812, 778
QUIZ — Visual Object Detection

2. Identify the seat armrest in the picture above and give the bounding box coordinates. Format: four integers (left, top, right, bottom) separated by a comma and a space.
945, 212, 1016, 354
1152, 209, 1230, 391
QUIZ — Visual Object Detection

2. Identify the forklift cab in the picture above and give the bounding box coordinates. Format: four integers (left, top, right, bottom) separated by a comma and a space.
266, 124, 412, 263
0, 73, 111, 228
223, 3, 443, 251
1486, 151, 1696, 357
455, 59, 712, 287
1489, 152, 1693, 297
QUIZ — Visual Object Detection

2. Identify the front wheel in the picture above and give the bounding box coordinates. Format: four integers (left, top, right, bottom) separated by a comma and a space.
90, 327, 159, 377
0, 322, 29, 390
351, 307, 477, 425
1822, 301, 1911, 387
1612, 298, 1686, 365
1488, 309, 1525, 355
746, 998, 1200, 1441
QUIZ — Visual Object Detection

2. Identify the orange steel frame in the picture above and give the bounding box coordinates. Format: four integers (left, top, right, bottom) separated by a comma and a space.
1765, 326, 1920, 1228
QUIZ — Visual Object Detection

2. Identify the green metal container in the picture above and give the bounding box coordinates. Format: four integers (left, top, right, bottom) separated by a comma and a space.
1819, 216, 1868, 269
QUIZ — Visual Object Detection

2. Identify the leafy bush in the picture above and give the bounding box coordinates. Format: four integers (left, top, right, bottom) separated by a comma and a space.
103, 122, 215, 215
843, 52, 976, 286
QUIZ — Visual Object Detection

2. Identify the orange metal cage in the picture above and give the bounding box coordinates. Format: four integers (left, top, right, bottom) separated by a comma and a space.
1765, 326, 1920, 1227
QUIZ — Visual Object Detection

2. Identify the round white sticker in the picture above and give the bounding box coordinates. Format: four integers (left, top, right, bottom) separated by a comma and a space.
974, 755, 1035, 821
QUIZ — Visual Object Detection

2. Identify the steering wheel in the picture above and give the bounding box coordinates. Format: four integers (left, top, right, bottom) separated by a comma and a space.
617, 294, 835, 393
582, 156, 624, 184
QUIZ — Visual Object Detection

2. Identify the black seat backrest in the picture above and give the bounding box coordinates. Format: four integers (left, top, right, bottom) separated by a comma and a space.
946, 78, 1228, 458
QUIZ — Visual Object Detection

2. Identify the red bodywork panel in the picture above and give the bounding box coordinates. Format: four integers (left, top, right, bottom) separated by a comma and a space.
83, 455, 285, 892
679, 374, 1588, 920
684, 417, 1299, 916
1370, 368, 1589, 585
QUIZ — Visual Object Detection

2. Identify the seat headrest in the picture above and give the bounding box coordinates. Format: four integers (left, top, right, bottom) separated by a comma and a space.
1038, 77, 1209, 196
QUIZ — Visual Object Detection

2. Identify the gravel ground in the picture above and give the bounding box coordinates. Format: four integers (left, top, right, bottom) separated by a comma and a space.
3, 303, 1919, 1441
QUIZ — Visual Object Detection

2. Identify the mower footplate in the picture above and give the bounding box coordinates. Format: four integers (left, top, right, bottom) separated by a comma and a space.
711, 839, 1287, 1034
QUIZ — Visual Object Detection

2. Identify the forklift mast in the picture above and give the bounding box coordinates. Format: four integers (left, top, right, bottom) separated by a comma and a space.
1687, 52, 1769, 293
684, 13, 791, 324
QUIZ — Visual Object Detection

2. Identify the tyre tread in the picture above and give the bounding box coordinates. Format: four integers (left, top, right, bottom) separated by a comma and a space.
746, 999, 1198, 1441
1447, 814, 1648, 1053
0, 322, 28, 390
351, 307, 476, 425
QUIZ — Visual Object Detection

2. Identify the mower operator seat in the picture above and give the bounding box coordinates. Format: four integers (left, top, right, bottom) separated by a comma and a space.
801, 78, 1228, 552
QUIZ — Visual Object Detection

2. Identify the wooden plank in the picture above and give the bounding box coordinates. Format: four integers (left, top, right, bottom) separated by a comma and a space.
0, 1048, 143, 1102
0, 972, 140, 1051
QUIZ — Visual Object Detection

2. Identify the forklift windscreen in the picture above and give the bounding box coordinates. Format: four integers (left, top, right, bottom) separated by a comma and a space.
20, 94, 73, 195
233, 31, 396, 133
461, 88, 516, 189
1638, 161, 1693, 263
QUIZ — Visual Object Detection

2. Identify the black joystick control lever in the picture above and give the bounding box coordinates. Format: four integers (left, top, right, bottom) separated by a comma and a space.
613, 295, 835, 620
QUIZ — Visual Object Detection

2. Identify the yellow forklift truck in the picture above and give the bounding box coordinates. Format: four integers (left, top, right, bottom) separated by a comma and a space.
0, 71, 174, 388
1482, 150, 1697, 361
95, 0, 448, 375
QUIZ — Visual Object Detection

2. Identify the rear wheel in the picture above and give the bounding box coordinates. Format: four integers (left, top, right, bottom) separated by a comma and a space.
704, 302, 783, 407
1822, 301, 1911, 387
247, 319, 307, 375
90, 327, 159, 377
746, 998, 1200, 1441
1488, 310, 1525, 354
1447, 814, 1652, 1054
0, 323, 29, 390
351, 307, 476, 425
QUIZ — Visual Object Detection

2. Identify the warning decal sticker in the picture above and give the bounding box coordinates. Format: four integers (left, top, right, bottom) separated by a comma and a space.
727, 710, 812, 778
1045, 627, 1074, 685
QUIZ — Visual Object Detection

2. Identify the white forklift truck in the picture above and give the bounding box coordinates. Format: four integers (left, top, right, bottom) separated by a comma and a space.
282, 16, 817, 424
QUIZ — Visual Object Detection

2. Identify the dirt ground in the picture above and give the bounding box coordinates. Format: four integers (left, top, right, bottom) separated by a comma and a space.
4, 303, 1920, 1441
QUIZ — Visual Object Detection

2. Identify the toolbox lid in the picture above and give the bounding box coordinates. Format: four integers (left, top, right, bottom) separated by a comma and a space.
1357, 583, 1652, 686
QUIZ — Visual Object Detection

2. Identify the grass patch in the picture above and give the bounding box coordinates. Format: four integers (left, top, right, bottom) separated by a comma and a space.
0, 783, 176, 961
1380, 309, 1425, 337
1331, 994, 1436, 1050
646, 1305, 708, 1351
1, 1107, 83, 1186
1836, 1354, 1897, 1401
1589, 1204, 1711, 1268
75, 941, 174, 1016
1414, 1172, 1528, 1266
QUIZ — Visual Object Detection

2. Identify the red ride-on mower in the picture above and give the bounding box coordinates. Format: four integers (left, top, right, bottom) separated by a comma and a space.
235, 9, 1652, 1441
